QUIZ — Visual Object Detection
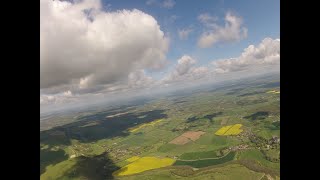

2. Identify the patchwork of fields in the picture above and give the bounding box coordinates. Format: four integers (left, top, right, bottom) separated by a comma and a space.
40, 77, 280, 179
169, 131, 206, 145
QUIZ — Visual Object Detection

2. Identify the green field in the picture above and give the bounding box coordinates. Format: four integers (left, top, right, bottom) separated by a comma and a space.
238, 149, 280, 170
179, 150, 219, 160
174, 151, 236, 168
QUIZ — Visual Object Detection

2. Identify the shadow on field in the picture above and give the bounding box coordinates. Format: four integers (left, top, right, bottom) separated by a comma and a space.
186, 116, 198, 123
40, 109, 167, 176
237, 91, 264, 97
40, 148, 68, 175
63, 152, 120, 180
186, 112, 223, 123
203, 112, 223, 122
173, 100, 187, 104
40, 109, 168, 145
259, 82, 280, 88
236, 99, 268, 106
265, 121, 280, 130
224, 88, 246, 95
244, 111, 269, 120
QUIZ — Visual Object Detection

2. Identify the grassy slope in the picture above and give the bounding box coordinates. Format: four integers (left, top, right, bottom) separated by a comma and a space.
174, 151, 236, 168
40, 159, 76, 180
179, 150, 219, 160
238, 149, 280, 170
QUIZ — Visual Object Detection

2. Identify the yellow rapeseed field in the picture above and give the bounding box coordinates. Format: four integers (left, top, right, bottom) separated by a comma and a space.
215, 125, 233, 135
215, 124, 243, 136
266, 90, 280, 94
129, 119, 164, 132
113, 156, 175, 176
126, 156, 140, 162
223, 124, 243, 135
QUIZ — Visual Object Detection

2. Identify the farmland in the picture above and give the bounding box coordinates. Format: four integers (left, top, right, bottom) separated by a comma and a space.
215, 124, 243, 136
169, 131, 206, 145
129, 119, 164, 132
126, 156, 140, 162
40, 74, 280, 179
114, 156, 176, 176
179, 150, 219, 160
117, 163, 265, 180
266, 90, 280, 94
174, 151, 236, 168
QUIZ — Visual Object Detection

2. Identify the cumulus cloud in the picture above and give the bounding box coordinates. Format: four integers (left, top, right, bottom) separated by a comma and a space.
190, 67, 209, 79
63, 90, 73, 97
175, 55, 197, 75
212, 38, 280, 73
162, 55, 199, 84
128, 70, 153, 88
146, 0, 175, 9
162, 38, 279, 86
178, 27, 193, 40
197, 12, 247, 48
41, 0, 169, 91
40, 90, 75, 105
40, 95, 55, 105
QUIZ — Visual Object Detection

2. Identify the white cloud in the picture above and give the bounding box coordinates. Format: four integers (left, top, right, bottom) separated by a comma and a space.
41, 0, 169, 91
176, 55, 197, 75
128, 70, 153, 88
197, 11, 247, 48
178, 27, 193, 40
162, 38, 279, 86
40, 95, 55, 105
79, 76, 92, 89
40, 90, 75, 105
190, 66, 209, 79
161, 55, 198, 84
212, 38, 280, 73
63, 90, 73, 97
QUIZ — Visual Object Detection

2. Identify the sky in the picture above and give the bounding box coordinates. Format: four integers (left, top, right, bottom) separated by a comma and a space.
40, 0, 280, 112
